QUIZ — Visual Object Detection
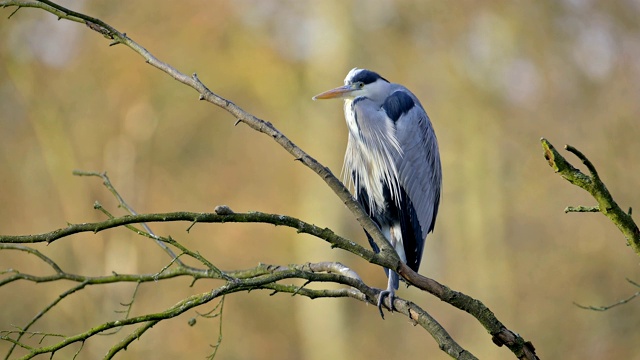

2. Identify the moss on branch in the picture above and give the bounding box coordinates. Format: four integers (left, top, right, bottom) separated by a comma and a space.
541, 138, 640, 256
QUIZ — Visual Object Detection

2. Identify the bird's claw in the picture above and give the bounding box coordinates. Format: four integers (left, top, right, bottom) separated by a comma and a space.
376, 289, 396, 319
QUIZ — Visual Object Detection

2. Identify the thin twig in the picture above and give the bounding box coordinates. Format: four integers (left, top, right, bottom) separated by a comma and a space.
100, 282, 143, 336
73, 170, 186, 267
206, 296, 225, 360
565, 145, 600, 181
573, 278, 640, 311
573, 291, 640, 311
3, 281, 88, 359
565, 206, 599, 213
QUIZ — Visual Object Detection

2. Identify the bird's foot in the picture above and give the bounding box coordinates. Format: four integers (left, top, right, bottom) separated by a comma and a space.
376, 288, 396, 319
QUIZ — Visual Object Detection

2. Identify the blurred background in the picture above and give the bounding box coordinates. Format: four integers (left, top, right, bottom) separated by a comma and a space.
1, 1, 640, 359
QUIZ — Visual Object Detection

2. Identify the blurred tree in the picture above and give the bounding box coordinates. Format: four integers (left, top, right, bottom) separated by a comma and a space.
1, 1, 640, 360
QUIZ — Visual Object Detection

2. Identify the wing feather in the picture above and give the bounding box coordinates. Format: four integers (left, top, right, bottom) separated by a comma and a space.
393, 91, 442, 269
344, 89, 441, 272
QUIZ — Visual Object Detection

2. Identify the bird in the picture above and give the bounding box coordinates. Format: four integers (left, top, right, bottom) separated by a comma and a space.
312, 68, 442, 318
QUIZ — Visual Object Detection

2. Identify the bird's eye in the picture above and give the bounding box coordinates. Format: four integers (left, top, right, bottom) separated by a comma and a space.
357, 82, 364, 89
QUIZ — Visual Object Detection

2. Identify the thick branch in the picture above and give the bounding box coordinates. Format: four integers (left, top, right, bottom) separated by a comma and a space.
541, 138, 640, 256
398, 263, 538, 360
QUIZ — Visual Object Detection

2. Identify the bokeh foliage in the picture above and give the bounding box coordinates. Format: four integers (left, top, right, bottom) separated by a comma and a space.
1, 1, 640, 359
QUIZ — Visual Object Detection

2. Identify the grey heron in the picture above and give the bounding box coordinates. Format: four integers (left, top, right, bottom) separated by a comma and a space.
313, 68, 442, 318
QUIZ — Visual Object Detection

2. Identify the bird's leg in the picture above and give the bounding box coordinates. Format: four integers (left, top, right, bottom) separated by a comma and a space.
376, 224, 403, 319
377, 270, 399, 319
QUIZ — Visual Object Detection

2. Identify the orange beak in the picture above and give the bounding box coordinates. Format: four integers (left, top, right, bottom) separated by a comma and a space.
312, 84, 359, 100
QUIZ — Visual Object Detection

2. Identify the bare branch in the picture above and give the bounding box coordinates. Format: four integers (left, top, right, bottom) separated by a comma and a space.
574, 278, 640, 311
0, 210, 379, 269
3, 209, 530, 358
3, 259, 474, 359
72, 170, 185, 266
573, 292, 640, 311
0, 2, 542, 359
205, 296, 225, 360
103, 320, 158, 360
0, 0, 396, 264
398, 262, 538, 360
565, 206, 599, 213
541, 138, 640, 256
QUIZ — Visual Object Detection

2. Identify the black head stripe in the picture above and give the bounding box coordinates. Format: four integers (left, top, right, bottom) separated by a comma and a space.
351, 69, 389, 85
382, 91, 415, 122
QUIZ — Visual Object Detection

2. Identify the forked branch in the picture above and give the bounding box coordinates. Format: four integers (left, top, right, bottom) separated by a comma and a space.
541, 138, 640, 256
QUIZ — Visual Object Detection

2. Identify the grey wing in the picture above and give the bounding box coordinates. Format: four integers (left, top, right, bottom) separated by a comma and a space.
384, 90, 442, 270
395, 103, 441, 235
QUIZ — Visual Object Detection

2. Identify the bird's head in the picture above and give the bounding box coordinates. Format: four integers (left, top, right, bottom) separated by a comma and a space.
312, 68, 390, 101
